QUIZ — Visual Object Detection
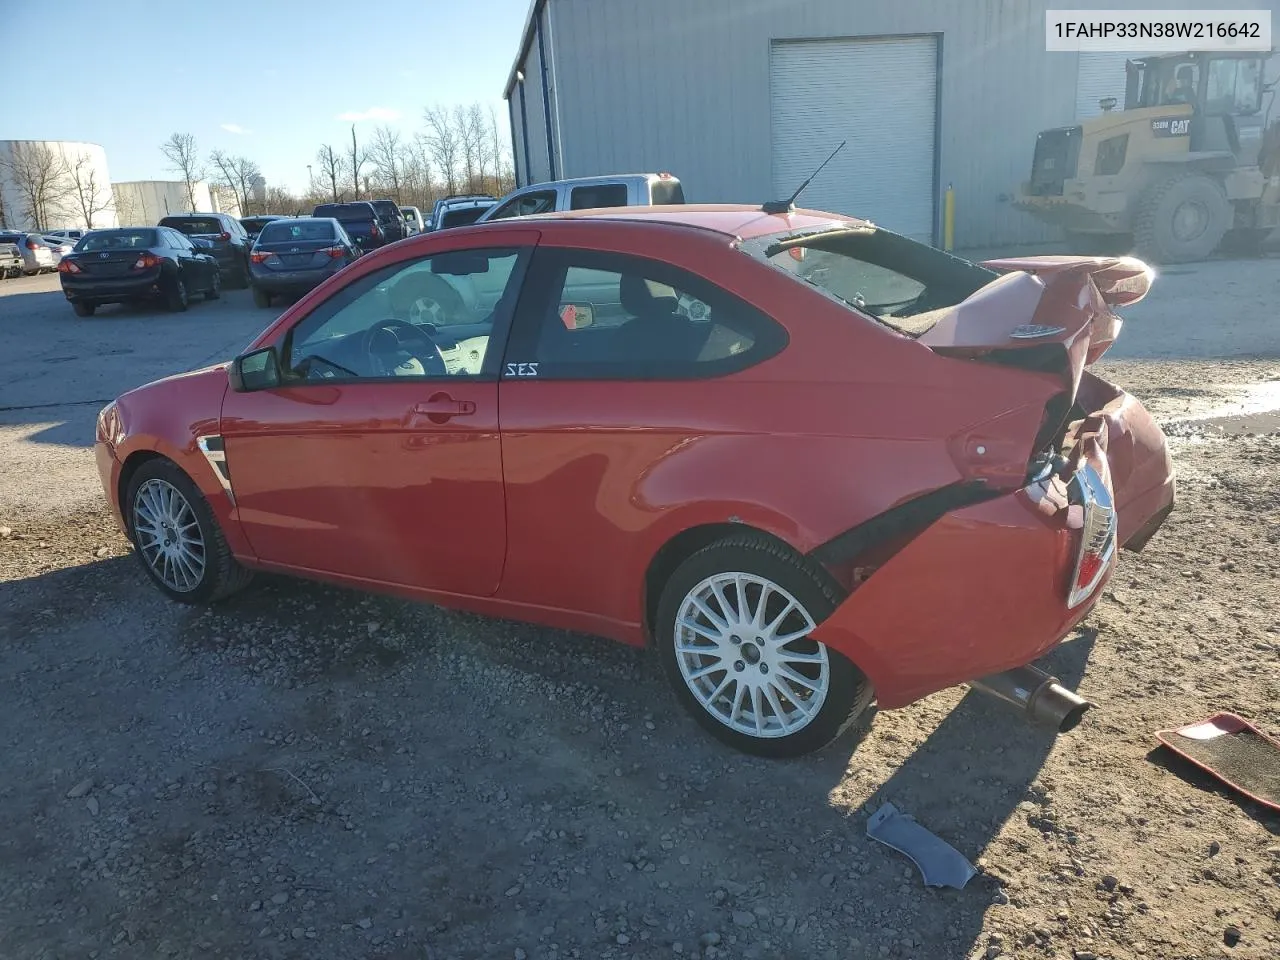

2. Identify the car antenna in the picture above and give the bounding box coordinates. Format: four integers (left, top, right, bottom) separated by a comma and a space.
762, 139, 847, 214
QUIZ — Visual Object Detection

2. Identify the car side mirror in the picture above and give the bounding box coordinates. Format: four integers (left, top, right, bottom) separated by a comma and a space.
228, 346, 282, 392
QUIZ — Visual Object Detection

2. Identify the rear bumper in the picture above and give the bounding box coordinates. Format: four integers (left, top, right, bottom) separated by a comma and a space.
811, 375, 1173, 709
1014, 180, 1132, 234
62, 271, 167, 302
249, 264, 343, 292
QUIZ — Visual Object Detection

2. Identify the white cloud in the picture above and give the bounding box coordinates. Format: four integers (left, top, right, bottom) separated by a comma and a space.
220, 123, 251, 135
336, 107, 401, 122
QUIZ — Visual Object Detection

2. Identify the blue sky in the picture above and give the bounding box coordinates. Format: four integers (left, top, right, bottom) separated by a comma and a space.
4, 0, 530, 192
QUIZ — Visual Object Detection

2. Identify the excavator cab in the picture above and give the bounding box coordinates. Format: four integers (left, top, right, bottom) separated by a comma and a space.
1015, 50, 1278, 263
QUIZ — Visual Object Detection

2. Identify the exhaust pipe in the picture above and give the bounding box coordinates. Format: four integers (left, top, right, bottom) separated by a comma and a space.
967, 665, 1093, 733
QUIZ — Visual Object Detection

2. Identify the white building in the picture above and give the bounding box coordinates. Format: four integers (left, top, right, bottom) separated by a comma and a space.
0, 140, 118, 232
111, 180, 242, 226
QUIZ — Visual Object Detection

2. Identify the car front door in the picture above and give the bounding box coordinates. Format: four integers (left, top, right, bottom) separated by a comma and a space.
218, 231, 538, 597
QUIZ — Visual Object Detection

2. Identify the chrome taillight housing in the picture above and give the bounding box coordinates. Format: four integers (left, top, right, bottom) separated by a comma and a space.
1066, 462, 1116, 608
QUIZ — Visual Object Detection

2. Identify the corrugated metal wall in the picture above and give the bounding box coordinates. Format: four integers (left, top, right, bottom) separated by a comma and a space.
509, 0, 1276, 249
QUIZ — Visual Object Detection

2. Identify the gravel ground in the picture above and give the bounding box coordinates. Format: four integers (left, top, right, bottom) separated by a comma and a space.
1, 261, 1279, 960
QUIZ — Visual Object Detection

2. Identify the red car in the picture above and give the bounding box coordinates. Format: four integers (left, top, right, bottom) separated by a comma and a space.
94, 206, 1174, 757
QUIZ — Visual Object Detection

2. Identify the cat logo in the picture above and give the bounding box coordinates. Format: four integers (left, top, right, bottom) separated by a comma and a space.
1151, 117, 1191, 138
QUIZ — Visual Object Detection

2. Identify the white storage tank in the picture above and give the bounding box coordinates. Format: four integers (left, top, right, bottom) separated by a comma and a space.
0, 140, 119, 232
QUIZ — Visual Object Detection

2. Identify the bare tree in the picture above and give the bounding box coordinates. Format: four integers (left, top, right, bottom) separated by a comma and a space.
454, 105, 483, 192
421, 105, 460, 195
316, 145, 343, 202
68, 154, 111, 228
0, 142, 71, 230
0, 186, 9, 230
348, 125, 367, 200
264, 185, 302, 216
160, 133, 203, 211
209, 151, 263, 217
369, 125, 404, 203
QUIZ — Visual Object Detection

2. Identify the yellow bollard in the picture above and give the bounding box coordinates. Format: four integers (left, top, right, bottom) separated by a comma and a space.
943, 183, 955, 251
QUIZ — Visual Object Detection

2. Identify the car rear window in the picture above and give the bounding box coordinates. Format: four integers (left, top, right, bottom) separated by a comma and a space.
570, 183, 628, 210
77, 229, 159, 251
314, 204, 373, 221
371, 202, 401, 218
649, 179, 685, 205
749, 227, 997, 337
259, 220, 335, 243
440, 206, 491, 228
162, 217, 223, 235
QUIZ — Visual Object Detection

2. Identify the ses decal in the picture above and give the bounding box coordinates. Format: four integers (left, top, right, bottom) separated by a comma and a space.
505, 362, 539, 377
1151, 117, 1191, 138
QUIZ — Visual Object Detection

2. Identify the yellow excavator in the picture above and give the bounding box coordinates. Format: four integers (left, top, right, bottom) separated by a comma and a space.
1014, 50, 1280, 263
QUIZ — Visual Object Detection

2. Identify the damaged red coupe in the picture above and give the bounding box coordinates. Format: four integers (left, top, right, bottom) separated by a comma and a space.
94, 205, 1174, 757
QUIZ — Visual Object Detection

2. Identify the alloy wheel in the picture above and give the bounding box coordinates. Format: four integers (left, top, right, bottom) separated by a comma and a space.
133, 478, 206, 592
674, 572, 830, 738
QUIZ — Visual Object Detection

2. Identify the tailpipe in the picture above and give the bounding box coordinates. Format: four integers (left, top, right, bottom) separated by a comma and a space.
967, 665, 1093, 733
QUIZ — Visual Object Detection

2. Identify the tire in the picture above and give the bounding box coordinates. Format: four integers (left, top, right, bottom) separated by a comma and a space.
125, 458, 253, 604
165, 275, 189, 312
1219, 227, 1273, 258
655, 534, 874, 758
72, 301, 96, 318
231, 260, 251, 289
252, 285, 272, 308
1134, 174, 1231, 264
205, 269, 221, 300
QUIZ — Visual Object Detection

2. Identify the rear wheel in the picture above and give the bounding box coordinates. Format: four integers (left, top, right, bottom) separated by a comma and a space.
165, 275, 188, 312
126, 459, 253, 604
1134, 174, 1231, 264
231, 260, 251, 289
656, 535, 873, 758
72, 301, 96, 318
252, 285, 272, 308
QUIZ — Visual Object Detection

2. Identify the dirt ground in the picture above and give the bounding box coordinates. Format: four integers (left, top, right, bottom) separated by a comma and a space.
1, 263, 1278, 960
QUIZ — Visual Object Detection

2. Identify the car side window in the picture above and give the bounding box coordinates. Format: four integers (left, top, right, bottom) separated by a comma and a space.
504, 249, 788, 381
283, 247, 528, 383
488, 190, 557, 221
570, 183, 628, 210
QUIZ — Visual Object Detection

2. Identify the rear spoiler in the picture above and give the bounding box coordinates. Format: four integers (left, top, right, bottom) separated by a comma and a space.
978, 255, 1154, 308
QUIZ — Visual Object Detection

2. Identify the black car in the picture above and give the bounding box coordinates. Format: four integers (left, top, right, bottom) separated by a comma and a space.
369, 199, 408, 243
311, 201, 386, 251
248, 217, 360, 308
57, 227, 221, 317
240, 215, 287, 243
158, 212, 251, 287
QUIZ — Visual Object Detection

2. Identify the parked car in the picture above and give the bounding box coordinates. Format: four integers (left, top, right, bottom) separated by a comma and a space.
90, 205, 1175, 757
0, 231, 59, 274
428, 194, 496, 231
369, 199, 408, 243
0, 241, 23, 278
248, 217, 360, 308
42, 235, 75, 267
158, 212, 252, 288
311, 201, 387, 251
47, 228, 86, 243
239, 215, 287, 243
400, 205, 425, 235
478, 173, 685, 223
57, 226, 221, 316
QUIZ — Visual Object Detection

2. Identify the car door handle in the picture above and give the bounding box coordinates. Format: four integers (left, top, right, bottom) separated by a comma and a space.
410, 394, 475, 422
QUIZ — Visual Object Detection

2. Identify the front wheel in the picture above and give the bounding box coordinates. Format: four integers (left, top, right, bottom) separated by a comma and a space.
205, 269, 222, 300
72, 301, 96, 318
656, 535, 873, 758
252, 285, 272, 308
126, 459, 253, 604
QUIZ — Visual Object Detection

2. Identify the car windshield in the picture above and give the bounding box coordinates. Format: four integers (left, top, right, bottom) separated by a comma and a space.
751, 227, 997, 337
314, 205, 371, 222
76, 230, 159, 251
163, 218, 222, 235
259, 220, 335, 243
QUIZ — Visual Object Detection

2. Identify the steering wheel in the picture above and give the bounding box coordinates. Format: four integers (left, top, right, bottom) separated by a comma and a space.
361, 318, 449, 377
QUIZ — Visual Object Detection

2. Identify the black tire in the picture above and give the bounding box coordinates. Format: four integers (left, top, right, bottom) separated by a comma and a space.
165, 274, 189, 312
655, 534, 874, 758
1219, 227, 1273, 258
72, 301, 96, 318
205, 269, 222, 300
231, 260, 251, 289
252, 285, 272, 308
1134, 174, 1231, 264
125, 458, 253, 604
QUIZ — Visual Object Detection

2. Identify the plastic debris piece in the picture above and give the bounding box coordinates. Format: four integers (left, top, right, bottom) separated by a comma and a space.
866, 801, 977, 889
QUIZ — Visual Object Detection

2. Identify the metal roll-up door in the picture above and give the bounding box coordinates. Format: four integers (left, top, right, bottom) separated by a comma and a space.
1076, 51, 1152, 119
769, 36, 938, 243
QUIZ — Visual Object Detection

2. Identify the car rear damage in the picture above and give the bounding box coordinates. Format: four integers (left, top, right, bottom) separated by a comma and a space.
803, 251, 1175, 729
